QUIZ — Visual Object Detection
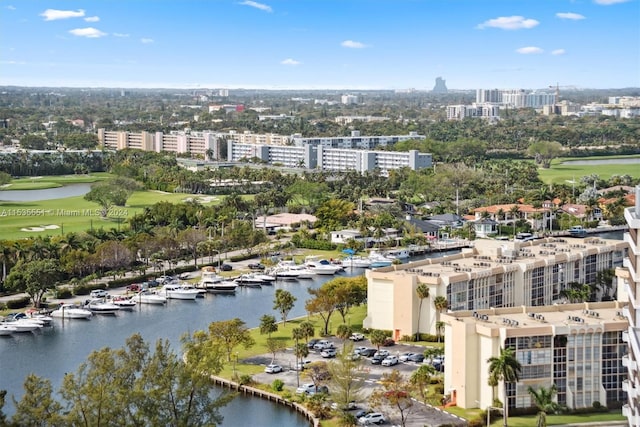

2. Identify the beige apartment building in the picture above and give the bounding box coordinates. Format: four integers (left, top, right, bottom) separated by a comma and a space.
616, 185, 640, 427
442, 302, 628, 411
363, 237, 627, 340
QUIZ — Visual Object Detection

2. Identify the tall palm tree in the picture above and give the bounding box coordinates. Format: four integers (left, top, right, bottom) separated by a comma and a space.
433, 295, 448, 327
508, 205, 520, 236
487, 347, 522, 427
415, 284, 430, 341
527, 384, 560, 427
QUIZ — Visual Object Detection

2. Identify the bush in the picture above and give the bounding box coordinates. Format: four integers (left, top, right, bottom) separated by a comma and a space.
55, 287, 73, 299
271, 379, 284, 392
434, 384, 445, 395
6, 296, 31, 309
238, 374, 253, 386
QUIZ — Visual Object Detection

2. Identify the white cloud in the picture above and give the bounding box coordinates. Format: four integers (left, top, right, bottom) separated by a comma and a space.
68, 27, 107, 38
84, 16, 100, 22
552, 49, 566, 55
140, 38, 154, 44
516, 46, 544, 54
341, 40, 367, 49
556, 12, 586, 20
113, 33, 130, 38
281, 58, 300, 65
7, 5, 16, 10
594, 0, 630, 4
239, 1, 272, 12
477, 15, 539, 30
41, 9, 85, 21
0, 60, 26, 65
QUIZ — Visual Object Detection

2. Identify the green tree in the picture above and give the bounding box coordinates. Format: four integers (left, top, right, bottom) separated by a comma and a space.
527, 141, 564, 169
306, 284, 340, 335
415, 283, 430, 341
487, 347, 522, 427
20, 134, 48, 149
527, 384, 560, 427
178, 227, 207, 268
299, 321, 315, 343
327, 342, 365, 411
409, 364, 436, 404
265, 337, 287, 364
0, 171, 10, 185
273, 289, 296, 325
336, 324, 353, 348
207, 318, 255, 362
4, 259, 62, 308
369, 369, 414, 427
369, 329, 388, 350
259, 314, 278, 338
84, 177, 140, 218
11, 374, 63, 426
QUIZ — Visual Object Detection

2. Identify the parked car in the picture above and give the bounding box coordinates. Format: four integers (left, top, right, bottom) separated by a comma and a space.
90, 289, 109, 298
220, 263, 233, 271
398, 352, 416, 362
248, 263, 265, 270
307, 385, 329, 396
331, 401, 357, 411
374, 350, 389, 358
355, 409, 371, 419
354, 346, 369, 355
382, 338, 395, 347
349, 332, 365, 341
313, 340, 334, 351
296, 359, 312, 371
126, 284, 142, 292
296, 383, 317, 395
307, 338, 320, 349
408, 353, 425, 363
358, 412, 386, 425
381, 355, 399, 366
264, 364, 283, 374
348, 352, 361, 361
370, 354, 385, 365
359, 348, 377, 357
321, 348, 337, 358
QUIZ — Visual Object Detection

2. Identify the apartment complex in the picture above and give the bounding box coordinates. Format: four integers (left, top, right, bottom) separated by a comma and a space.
291, 130, 424, 149
442, 302, 628, 411
475, 89, 557, 108
617, 185, 640, 426
446, 103, 500, 121
363, 237, 627, 339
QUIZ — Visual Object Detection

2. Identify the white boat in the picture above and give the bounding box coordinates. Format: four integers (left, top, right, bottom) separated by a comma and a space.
384, 248, 410, 260
0, 324, 17, 336
110, 296, 137, 310
8, 312, 53, 326
234, 274, 267, 285
273, 268, 301, 280
84, 298, 121, 315
134, 290, 167, 305
341, 256, 373, 269
2, 319, 42, 332
179, 283, 207, 297
207, 280, 238, 293
368, 251, 395, 268
199, 266, 237, 292
253, 273, 276, 283
304, 257, 342, 275
159, 283, 199, 300
50, 303, 93, 320
274, 261, 315, 279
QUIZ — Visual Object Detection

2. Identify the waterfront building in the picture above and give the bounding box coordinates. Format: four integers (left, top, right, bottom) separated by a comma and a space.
617, 185, 640, 426
442, 301, 628, 411
363, 237, 627, 339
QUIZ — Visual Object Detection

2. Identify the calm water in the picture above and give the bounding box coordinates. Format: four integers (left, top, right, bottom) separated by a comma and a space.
0, 270, 367, 426
561, 158, 640, 166
0, 183, 92, 201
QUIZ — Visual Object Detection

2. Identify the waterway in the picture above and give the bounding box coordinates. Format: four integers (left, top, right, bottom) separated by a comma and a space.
0, 268, 371, 425
0, 183, 92, 201
561, 157, 640, 166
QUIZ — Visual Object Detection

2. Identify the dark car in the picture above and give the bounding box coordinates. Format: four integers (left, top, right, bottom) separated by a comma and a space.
370, 354, 385, 365
307, 338, 320, 349
408, 353, 425, 363
248, 263, 265, 270
220, 263, 233, 271
359, 348, 377, 357
382, 338, 395, 347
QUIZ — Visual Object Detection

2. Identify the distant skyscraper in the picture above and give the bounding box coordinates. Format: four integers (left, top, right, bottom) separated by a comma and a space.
433, 77, 448, 93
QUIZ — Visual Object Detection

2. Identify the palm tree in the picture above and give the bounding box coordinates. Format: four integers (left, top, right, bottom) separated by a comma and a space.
527, 384, 560, 427
508, 205, 520, 236
336, 324, 353, 349
433, 296, 448, 339
415, 284, 430, 341
487, 347, 522, 427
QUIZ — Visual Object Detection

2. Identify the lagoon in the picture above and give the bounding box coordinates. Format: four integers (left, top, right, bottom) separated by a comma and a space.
0, 183, 92, 201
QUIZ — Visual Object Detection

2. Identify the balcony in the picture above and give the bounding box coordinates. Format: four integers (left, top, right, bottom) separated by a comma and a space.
622, 404, 640, 427
623, 354, 638, 374
622, 379, 639, 399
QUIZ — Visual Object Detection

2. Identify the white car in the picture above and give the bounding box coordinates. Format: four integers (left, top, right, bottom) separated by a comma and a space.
350, 332, 365, 341
264, 364, 283, 374
374, 349, 389, 358
358, 412, 386, 425
381, 355, 398, 366
90, 289, 109, 298
321, 348, 337, 358
398, 352, 416, 362
296, 383, 317, 395
313, 340, 334, 351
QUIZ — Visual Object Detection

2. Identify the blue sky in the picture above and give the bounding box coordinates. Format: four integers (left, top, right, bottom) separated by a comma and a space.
1, 0, 638, 89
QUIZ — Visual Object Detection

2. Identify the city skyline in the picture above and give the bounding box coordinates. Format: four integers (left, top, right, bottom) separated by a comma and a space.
1, 0, 639, 90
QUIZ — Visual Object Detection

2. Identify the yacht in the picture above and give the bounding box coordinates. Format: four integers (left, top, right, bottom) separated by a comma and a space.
50, 303, 93, 320
384, 248, 410, 260
341, 256, 373, 269
367, 251, 395, 268
304, 256, 342, 275
159, 283, 200, 300
133, 290, 167, 305
84, 298, 121, 315
110, 296, 137, 310
0, 324, 17, 336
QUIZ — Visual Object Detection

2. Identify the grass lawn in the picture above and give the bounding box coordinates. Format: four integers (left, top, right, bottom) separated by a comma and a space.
0, 190, 222, 240
1, 173, 111, 190
447, 405, 626, 426
538, 155, 640, 184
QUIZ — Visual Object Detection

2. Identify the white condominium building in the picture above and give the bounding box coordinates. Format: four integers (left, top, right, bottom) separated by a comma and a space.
364, 237, 627, 339
442, 302, 628, 412
291, 130, 424, 149
446, 103, 500, 121
617, 185, 640, 427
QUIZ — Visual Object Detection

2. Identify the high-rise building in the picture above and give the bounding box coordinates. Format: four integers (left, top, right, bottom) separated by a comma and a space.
433, 77, 448, 93
618, 185, 640, 426
341, 94, 359, 105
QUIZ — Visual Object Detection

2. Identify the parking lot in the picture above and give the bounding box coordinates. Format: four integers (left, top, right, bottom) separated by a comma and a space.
245, 336, 466, 427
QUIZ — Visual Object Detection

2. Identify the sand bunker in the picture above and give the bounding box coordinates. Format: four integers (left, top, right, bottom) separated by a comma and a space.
20, 224, 60, 232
